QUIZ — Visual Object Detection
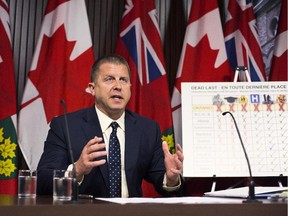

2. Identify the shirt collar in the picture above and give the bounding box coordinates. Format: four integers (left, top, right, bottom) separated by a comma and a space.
95, 106, 125, 132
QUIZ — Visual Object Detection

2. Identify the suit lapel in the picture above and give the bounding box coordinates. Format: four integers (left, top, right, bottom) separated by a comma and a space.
124, 111, 140, 193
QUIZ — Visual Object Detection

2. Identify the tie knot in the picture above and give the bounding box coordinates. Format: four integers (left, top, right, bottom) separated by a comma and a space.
110, 122, 119, 130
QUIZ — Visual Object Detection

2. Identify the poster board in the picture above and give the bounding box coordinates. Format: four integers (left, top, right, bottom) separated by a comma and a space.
182, 82, 288, 177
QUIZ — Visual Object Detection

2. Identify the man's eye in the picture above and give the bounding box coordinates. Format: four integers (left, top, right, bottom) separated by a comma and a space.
120, 78, 129, 83
105, 77, 114, 82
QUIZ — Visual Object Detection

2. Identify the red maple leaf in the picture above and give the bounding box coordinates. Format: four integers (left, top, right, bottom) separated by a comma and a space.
175, 35, 233, 91
29, 25, 94, 123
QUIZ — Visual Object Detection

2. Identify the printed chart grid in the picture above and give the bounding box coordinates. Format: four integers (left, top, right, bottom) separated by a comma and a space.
182, 82, 288, 177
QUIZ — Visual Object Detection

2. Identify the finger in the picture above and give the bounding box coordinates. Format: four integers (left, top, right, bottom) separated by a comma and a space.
175, 144, 184, 161
169, 154, 183, 170
89, 143, 106, 153
89, 159, 107, 167
176, 144, 183, 153
87, 136, 103, 146
176, 150, 184, 162
162, 141, 170, 156
92, 136, 103, 146
88, 149, 107, 161
175, 157, 183, 170
86, 138, 106, 154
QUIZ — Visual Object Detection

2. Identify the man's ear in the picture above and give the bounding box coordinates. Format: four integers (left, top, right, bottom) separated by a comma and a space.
88, 82, 95, 94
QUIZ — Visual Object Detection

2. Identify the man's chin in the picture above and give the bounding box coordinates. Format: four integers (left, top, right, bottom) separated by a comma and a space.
109, 106, 125, 115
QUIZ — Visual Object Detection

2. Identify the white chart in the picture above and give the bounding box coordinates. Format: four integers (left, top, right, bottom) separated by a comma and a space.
182, 82, 288, 177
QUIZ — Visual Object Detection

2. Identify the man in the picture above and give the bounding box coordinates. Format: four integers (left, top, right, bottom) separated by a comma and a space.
37, 54, 184, 197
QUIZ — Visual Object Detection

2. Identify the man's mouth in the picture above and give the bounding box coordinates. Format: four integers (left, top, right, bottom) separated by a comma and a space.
111, 95, 123, 100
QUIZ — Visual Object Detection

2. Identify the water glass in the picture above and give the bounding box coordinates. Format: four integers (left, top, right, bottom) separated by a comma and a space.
53, 170, 73, 201
18, 170, 37, 198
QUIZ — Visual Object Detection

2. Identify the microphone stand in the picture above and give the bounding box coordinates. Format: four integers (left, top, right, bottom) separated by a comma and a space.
60, 100, 78, 202
222, 111, 262, 203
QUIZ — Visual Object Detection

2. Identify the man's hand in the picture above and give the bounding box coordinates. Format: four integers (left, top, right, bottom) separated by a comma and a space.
75, 136, 107, 181
162, 141, 183, 187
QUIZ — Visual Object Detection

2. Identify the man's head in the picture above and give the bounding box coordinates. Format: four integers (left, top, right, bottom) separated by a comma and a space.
88, 54, 131, 120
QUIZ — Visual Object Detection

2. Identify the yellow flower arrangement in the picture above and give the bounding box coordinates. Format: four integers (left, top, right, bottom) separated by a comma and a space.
162, 134, 175, 154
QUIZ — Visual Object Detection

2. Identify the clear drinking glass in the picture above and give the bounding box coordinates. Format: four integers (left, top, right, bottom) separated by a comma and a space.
18, 170, 37, 198
53, 170, 73, 201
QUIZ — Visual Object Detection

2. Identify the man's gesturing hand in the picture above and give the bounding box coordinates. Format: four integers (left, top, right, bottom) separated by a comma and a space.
162, 141, 184, 187
75, 136, 107, 181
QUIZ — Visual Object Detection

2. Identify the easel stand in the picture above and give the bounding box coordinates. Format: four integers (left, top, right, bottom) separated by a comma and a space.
233, 66, 251, 82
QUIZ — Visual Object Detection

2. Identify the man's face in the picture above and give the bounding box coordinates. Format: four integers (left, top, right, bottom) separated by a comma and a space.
89, 62, 131, 119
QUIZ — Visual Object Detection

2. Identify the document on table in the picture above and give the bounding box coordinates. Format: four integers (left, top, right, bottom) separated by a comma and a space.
204, 186, 288, 198
95, 196, 243, 204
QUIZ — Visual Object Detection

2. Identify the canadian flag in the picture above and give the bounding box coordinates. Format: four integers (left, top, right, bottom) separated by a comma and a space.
269, 0, 287, 81
18, 0, 94, 170
171, 0, 233, 145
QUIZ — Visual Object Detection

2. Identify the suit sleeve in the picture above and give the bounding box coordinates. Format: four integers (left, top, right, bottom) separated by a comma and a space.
36, 116, 71, 195
143, 121, 183, 197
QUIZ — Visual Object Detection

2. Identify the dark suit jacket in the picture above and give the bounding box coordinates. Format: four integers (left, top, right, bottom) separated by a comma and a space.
37, 106, 182, 197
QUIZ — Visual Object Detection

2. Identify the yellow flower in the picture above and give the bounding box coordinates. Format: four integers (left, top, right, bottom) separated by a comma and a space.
0, 128, 4, 143
162, 134, 175, 154
0, 159, 17, 177
0, 137, 17, 159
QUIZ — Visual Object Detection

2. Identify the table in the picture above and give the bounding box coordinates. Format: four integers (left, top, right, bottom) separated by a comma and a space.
0, 195, 286, 216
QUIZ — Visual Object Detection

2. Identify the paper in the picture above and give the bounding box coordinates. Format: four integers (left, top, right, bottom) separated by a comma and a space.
95, 196, 243, 204
204, 186, 288, 198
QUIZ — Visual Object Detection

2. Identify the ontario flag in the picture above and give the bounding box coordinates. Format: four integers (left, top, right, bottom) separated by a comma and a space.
269, 0, 287, 81
0, 0, 18, 194
115, 0, 174, 197
171, 0, 233, 145
18, 0, 94, 170
224, 0, 266, 81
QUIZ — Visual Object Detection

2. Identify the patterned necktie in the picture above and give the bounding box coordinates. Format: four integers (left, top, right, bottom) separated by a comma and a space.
108, 122, 121, 197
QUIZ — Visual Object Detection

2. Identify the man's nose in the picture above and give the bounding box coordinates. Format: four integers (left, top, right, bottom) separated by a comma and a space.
114, 80, 122, 89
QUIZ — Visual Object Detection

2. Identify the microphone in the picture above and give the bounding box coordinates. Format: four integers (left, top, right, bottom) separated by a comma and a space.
60, 100, 78, 201
222, 111, 262, 203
